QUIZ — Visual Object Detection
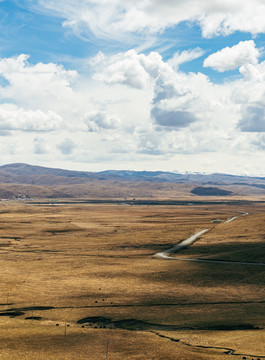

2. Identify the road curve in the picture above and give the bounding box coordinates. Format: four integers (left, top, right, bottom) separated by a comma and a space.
154, 229, 209, 259
225, 216, 238, 223
225, 212, 248, 223
153, 211, 265, 266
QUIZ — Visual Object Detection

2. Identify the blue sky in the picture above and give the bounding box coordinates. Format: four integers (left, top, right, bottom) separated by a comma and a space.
0, 0, 265, 175
2, 2, 261, 78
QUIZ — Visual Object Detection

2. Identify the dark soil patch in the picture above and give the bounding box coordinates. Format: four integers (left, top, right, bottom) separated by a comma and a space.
191, 187, 233, 196
77, 316, 259, 332
11, 306, 54, 312
205, 324, 259, 330
118, 243, 174, 250
44, 229, 81, 235
25, 316, 42, 320
0, 311, 24, 318
77, 316, 183, 330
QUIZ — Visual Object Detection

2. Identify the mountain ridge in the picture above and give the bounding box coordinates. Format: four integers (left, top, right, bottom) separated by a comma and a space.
0, 163, 264, 199
0, 163, 264, 182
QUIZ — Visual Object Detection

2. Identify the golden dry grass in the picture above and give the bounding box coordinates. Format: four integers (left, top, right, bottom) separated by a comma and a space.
0, 200, 264, 359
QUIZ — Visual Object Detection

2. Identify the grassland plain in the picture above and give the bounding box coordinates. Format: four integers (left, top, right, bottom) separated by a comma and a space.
0, 200, 264, 359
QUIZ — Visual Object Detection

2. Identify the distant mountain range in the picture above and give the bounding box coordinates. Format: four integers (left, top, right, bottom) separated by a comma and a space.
0, 163, 264, 199
0, 163, 264, 184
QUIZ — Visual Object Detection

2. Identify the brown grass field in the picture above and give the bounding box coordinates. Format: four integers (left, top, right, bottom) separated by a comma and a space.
0, 199, 264, 359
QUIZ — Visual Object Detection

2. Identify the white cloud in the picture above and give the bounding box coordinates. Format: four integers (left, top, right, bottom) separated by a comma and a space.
1, 48, 265, 174
91, 50, 207, 129
252, 134, 265, 149
24, 0, 265, 42
34, 137, 50, 154
0, 104, 62, 132
231, 60, 265, 133
238, 105, 265, 132
91, 49, 242, 137
91, 47, 265, 160
83, 111, 121, 132
151, 108, 197, 128
199, 2, 265, 38
57, 138, 76, 155
91, 50, 150, 89
203, 40, 261, 72
239, 61, 265, 81
0, 54, 78, 110
168, 48, 205, 70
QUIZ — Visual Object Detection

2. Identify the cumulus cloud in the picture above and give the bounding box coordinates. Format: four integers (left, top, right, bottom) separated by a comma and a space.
151, 108, 197, 128
57, 138, 76, 155
34, 137, 49, 154
83, 111, 121, 132
136, 133, 164, 155
24, 0, 265, 42
203, 40, 261, 72
231, 60, 265, 133
0, 104, 62, 131
0, 54, 77, 83
91, 50, 171, 90
134, 125, 240, 156
252, 134, 265, 149
239, 61, 265, 82
91, 50, 150, 89
199, 2, 265, 38
238, 105, 265, 132
91, 50, 204, 129
0, 54, 78, 109
1, 34, 265, 174
90, 46, 265, 143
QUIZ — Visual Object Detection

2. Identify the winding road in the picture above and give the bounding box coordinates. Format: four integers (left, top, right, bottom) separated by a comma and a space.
154, 229, 209, 259
153, 212, 265, 266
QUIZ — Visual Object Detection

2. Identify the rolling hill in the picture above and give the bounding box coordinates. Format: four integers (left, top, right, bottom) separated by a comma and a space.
0, 163, 264, 199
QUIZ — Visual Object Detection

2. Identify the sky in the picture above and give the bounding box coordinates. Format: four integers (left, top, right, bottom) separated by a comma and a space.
0, 0, 265, 175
